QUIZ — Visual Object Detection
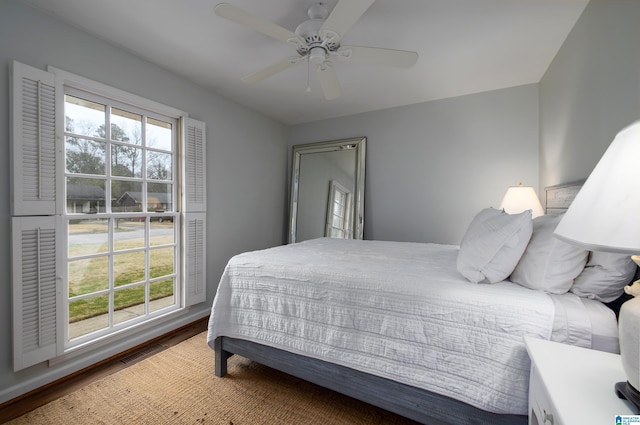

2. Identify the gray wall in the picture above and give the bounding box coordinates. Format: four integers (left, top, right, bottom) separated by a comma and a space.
539, 0, 640, 194
0, 0, 288, 403
289, 84, 540, 245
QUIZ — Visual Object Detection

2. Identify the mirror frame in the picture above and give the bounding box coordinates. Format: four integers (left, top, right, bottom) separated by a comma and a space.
289, 137, 366, 243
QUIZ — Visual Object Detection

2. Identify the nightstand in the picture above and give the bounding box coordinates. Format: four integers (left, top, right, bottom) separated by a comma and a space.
525, 336, 636, 425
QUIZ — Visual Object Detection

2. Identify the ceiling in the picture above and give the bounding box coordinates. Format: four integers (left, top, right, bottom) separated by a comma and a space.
21, 0, 589, 126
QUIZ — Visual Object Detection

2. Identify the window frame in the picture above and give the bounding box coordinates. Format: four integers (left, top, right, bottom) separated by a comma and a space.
325, 180, 353, 239
58, 70, 184, 349
61, 85, 183, 349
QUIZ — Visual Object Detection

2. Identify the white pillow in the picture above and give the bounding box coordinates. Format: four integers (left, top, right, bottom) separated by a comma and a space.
510, 214, 588, 293
457, 208, 533, 284
571, 252, 637, 302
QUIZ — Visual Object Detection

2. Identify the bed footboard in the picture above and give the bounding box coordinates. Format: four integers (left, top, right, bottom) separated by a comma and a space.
214, 336, 526, 425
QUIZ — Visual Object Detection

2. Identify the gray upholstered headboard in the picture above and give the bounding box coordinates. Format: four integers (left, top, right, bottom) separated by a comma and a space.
544, 180, 585, 215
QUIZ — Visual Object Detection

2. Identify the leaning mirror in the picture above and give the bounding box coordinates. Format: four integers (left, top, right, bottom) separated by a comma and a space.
289, 137, 366, 243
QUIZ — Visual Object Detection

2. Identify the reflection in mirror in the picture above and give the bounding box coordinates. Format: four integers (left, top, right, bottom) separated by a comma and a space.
326, 180, 352, 238
289, 137, 366, 243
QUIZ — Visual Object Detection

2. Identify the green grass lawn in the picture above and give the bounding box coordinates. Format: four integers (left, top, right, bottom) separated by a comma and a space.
69, 279, 174, 322
68, 222, 176, 323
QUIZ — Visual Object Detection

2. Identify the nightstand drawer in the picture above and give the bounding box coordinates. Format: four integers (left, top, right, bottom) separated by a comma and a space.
529, 366, 560, 425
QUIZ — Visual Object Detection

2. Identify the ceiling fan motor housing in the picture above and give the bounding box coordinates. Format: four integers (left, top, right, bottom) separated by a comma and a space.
294, 3, 340, 60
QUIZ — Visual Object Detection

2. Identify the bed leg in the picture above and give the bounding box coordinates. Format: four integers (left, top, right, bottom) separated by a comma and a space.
214, 337, 231, 377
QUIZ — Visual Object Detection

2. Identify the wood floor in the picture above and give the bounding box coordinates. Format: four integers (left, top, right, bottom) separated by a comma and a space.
0, 318, 209, 424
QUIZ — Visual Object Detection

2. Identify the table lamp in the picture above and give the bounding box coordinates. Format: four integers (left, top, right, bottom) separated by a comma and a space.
499, 183, 544, 218
554, 120, 640, 411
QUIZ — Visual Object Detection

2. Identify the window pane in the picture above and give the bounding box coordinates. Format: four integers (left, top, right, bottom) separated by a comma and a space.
68, 219, 108, 257
66, 137, 106, 175
112, 181, 143, 212
111, 144, 142, 177
114, 218, 146, 251
147, 183, 172, 212
150, 219, 174, 246
147, 118, 172, 151
147, 151, 172, 180
65, 95, 105, 138
69, 295, 109, 339
332, 216, 342, 227
114, 251, 146, 287
114, 286, 145, 325
111, 108, 142, 145
69, 256, 109, 297
150, 247, 174, 279
69, 294, 109, 326
66, 177, 106, 214
69, 304, 109, 340
150, 278, 175, 313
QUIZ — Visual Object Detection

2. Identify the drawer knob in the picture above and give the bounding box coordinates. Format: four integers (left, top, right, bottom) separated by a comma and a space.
543, 410, 554, 424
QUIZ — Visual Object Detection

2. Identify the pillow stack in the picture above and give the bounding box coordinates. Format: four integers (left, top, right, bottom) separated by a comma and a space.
457, 208, 638, 302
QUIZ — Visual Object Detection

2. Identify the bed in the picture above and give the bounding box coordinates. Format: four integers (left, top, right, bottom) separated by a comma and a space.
206, 182, 636, 425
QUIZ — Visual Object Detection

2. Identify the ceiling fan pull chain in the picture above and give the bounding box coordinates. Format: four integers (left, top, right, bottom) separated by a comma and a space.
306, 57, 311, 93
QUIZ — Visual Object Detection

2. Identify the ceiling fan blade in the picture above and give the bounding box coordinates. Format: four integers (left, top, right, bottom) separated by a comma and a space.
337, 46, 418, 68
241, 58, 304, 84
316, 63, 342, 100
215, 3, 304, 48
320, 0, 375, 40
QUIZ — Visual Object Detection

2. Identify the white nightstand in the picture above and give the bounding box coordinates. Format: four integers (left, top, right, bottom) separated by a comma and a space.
525, 336, 636, 425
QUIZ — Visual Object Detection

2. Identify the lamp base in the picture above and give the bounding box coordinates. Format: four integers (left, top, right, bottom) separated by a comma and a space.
615, 381, 640, 413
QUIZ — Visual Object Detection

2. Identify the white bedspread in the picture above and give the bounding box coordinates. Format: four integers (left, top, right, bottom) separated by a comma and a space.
207, 238, 577, 414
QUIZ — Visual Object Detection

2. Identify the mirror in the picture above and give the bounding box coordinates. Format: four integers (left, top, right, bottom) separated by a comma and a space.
289, 137, 366, 243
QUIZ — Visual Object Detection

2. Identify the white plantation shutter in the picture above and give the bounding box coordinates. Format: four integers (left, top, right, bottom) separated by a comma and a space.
184, 118, 206, 213
12, 216, 62, 371
184, 213, 206, 306
11, 61, 62, 371
11, 61, 59, 216
183, 118, 206, 307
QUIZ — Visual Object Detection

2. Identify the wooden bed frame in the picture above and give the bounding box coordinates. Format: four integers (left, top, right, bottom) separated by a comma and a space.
215, 336, 526, 425
213, 182, 585, 425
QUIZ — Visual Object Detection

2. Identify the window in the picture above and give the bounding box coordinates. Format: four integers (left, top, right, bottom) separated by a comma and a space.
11, 61, 206, 370
325, 180, 353, 239
64, 90, 179, 344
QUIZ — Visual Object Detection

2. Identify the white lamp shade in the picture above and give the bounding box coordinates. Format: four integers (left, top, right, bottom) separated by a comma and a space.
499, 185, 544, 218
554, 120, 640, 254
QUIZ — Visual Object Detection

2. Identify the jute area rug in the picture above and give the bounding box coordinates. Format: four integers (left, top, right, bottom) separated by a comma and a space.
8, 332, 420, 424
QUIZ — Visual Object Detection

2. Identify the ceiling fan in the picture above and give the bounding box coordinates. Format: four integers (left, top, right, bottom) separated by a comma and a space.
215, 0, 419, 100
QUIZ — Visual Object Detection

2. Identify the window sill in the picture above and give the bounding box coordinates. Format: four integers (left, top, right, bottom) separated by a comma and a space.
48, 306, 191, 367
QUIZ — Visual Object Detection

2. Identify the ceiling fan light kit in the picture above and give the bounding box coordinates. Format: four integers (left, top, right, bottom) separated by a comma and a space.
215, 0, 418, 100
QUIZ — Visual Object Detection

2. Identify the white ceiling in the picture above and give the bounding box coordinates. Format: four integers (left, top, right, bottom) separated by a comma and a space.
21, 0, 588, 126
